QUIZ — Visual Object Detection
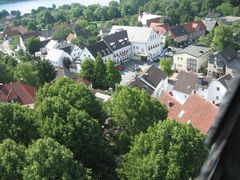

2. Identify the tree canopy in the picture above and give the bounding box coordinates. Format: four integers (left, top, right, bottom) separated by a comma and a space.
117, 120, 208, 180
160, 57, 174, 77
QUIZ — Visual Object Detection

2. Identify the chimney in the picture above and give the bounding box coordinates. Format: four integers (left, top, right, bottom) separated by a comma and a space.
168, 99, 173, 108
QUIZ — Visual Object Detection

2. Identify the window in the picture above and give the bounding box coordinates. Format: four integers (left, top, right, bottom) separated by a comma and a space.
216, 96, 219, 100
187, 58, 197, 72
217, 87, 220, 91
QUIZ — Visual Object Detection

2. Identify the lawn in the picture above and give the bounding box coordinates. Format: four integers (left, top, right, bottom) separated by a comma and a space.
9, 36, 20, 50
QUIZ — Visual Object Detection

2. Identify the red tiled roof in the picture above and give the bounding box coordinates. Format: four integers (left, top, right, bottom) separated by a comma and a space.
66, 33, 75, 42
0, 82, 36, 105
182, 20, 206, 34
150, 22, 169, 36
160, 93, 218, 134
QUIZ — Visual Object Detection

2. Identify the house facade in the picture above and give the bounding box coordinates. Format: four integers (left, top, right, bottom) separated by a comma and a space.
173, 45, 212, 72
110, 26, 163, 61
168, 25, 188, 46
46, 49, 72, 67
103, 30, 132, 64
79, 41, 114, 63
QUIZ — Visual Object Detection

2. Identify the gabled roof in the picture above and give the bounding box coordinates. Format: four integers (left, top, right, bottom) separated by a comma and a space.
160, 93, 219, 134
174, 45, 212, 58
103, 30, 130, 51
173, 71, 198, 95
45, 40, 59, 50
0, 82, 36, 105
202, 20, 218, 32
209, 47, 238, 66
129, 65, 167, 95
110, 26, 154, 43
87, 41, 112, 58
169, 25, 188, 38
150, 22, 169, 36
182, 20, 206, 34
218, 74, 232, 88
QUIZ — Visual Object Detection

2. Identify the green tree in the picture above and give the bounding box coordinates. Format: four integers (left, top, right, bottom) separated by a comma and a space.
217, 2, 234, 16
0, 61, 14, 83
80, 58, 95, 81
35, 59, 56, 86
14, 62, 39, 87
198, 29, 214, 46
106, 59, 121, 87
52, 24, 71, 41
17, 51, 33, 62
160, 57, 173, 76
211, 25, 234, 51
164, 35, 173, 48
117, 120, 208, 180
25, 37, 41, 55
22, 138, 91, 179
0, 139, 26, 179
36, 78, 104, 122
93, 54, 106, 87
0, 103, 39, 145
111, 86, 168, 153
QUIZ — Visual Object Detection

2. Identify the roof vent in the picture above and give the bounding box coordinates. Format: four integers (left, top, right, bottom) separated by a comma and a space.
178, 110, 185, 118
187, 120, 192, 124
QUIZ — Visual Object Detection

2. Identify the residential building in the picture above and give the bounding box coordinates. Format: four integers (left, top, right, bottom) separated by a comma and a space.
206, 74, 232, 105
182, 20, 206, 43
150, 22, 169, 45
45, 49, 72, 67
79, 41, 114, 63
138, 12, 162, 27
110, 26, 163, 61
129, 65, 168, 97
103, 30, 131, 64
208, 47, 240, 78
0, 82, 36, 108
171, 71, 198, 104
160, 93, 218, 134
45, 40, 59, 51
168, 25, 188, 46
173, 45, 212, 72
57, 42, 82, 61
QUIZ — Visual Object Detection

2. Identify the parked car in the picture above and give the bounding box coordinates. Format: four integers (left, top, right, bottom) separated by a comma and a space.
116, 65, 124, 71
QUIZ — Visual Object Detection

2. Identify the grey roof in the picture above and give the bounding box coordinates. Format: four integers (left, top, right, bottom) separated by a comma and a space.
218, 74, 232, 88
129, 77, 155, 95
173, 71, 198, 94
209, 47, 238, 66
202, 20, 218, 32
55, 67, 76, 79
103, 30, 130, 51
75, 29, 91, 38
175, 45, 212, 58
57, 42, 72, 54
129, 65, 167, 95
170, 25, 188, 37
87, 41, 112, 58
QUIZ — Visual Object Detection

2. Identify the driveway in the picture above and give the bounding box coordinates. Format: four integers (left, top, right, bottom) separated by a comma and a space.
120, 60, 159, 85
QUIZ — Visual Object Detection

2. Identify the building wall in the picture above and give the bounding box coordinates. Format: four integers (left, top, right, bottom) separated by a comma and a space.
153, 78, 168, 98
113, 45, 132, 64
207, 81, 227, 104
79, 48, 95, 61
71, 45, 82, 61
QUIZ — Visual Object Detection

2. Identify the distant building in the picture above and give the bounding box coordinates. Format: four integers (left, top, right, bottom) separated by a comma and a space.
168, 25, 188, 46
202, 19, 218, 33
160, 92, 218, 134
150, 22, 169, 45
173, 45, 212, 72
110, 26, 163, 61
99, 27, 110, 38
0, 82, 36, 108
129, 65, 168, 97
66, 33, 76, 43
138, 12, 163, 27
208, 47, 240, 78
45, 49, 72, 67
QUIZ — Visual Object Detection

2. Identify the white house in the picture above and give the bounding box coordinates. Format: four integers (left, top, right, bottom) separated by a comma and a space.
45, 49, 72, 67
173, 45, 212, 72
206, 74, 232, 105
45, 40, 59, 51
110, 26, 163, 62
102, 30, 132, 64
79, 41, 114, 63
138, 12, 162, 27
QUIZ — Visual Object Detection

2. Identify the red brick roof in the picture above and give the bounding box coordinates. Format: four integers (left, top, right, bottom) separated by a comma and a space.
150, 22, 169, 36
0, 82, 36, 105
182, 20, 206, 34
160, 93, 218, 134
